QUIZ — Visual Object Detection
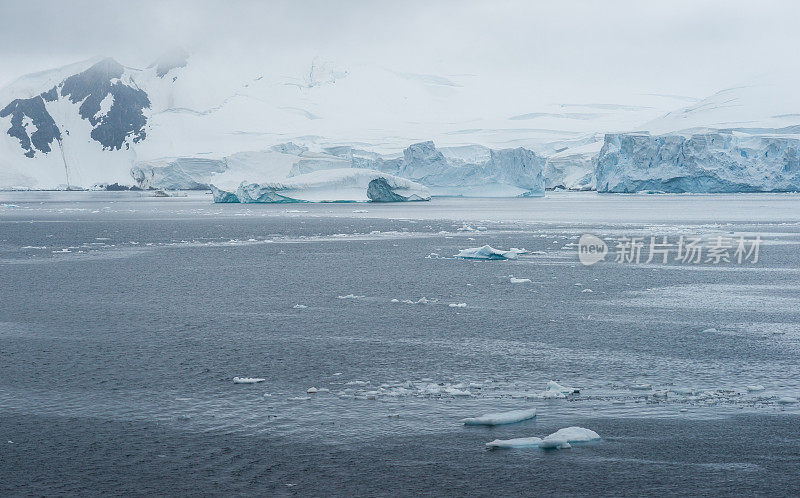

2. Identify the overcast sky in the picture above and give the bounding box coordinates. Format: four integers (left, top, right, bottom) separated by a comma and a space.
1, 0, 799, 99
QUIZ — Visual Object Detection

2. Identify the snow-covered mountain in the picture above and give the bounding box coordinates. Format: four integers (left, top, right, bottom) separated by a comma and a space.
0, 53, 187, 188
0, 52, 685, 192
4, 53, 799, 194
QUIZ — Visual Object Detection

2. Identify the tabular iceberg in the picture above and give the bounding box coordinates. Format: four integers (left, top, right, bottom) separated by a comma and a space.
210, 168, 430, 203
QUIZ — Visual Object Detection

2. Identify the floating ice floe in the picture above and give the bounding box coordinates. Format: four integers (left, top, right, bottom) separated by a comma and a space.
630, 383, 653, 391
462, 408, 537, 426
456, 245, 523, 260
777, 396, 798, 404
541, 380, 579, 399
233, 377, 265, 384
486, 427, 600, 450
337, 294, 365, 299
288, 396, 311, 401
307, 387, 319, 393
293, 304, 308, 309
509, 277, 531, 283
449, 303, 467, 308
400, 297, 436, 304
746, 385, 766, 392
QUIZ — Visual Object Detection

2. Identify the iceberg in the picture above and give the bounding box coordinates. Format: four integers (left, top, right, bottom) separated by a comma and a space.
456, 245, 521, 260
211, 169, 430, 203
486, 427, 600, 450
596, 132, 800, 193
461, 408, 537, 426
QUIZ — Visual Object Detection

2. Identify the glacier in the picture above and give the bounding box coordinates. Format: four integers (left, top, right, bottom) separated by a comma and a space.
596, 132, 800, 193
131, 157, 227, 190
210, 169, 431, 203
392, 141, 545, 197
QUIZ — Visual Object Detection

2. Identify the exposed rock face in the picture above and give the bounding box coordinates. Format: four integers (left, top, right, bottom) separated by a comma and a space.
59, 58, 150, 150
0, 95, 62, 157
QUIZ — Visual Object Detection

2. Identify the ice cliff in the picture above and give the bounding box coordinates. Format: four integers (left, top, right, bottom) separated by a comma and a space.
596, 132, 800, 193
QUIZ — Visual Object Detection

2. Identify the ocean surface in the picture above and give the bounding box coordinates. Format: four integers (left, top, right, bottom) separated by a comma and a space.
1, 191, 799, 496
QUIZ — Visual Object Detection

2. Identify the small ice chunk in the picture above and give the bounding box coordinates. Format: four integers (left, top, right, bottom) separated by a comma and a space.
233, 377, 265, 384
538, 427, 601, 450
332, 372, 343, 376
401, 297, 435, 304
307, 387, 319, 393
462, 408, 536, 426
581, 288, 593, 293
449, 302, 467, 308
346, 380, 369, 386
486, 436, 543, 449
746, 385, 765, 392
777, 396, 798, 404
701, 328, 718, 333
338, 294, 365, 299
486, 427, 600, 450
630, 383, 653, 390
445, 387, 472, 396
293, 304, 308, 309
456, 245, 520, 260
541, 380, 578, 398
288, 396, 311, 401
509, 277, 531, 283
